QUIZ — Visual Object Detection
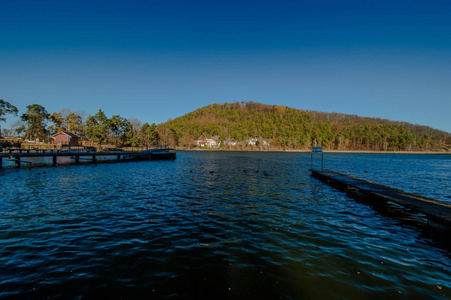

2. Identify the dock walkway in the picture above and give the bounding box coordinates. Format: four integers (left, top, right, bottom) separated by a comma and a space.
0, 148, 176, 168
311, 169, 451, 232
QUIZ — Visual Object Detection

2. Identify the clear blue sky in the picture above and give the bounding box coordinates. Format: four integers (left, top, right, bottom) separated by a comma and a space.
1, 0, 450, 132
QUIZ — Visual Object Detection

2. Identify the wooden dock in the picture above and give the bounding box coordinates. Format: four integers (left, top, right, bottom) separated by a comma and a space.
311, 169, 451, 232
0, 148, 176, 168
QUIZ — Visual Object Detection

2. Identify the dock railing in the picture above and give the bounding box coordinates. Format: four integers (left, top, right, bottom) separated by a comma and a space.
0, 145, 175, 168
1, 144, 154, 155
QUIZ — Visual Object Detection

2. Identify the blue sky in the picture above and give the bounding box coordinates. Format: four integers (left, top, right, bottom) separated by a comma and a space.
1, 0, 450, 132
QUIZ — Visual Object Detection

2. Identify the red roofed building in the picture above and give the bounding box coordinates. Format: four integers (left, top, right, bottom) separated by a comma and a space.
52, 132, 80, 146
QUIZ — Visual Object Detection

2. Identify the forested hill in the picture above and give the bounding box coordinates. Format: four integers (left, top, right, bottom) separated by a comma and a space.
156, 102, 451, 151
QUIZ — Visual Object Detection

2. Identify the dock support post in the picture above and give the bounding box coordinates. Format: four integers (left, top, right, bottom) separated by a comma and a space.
117, 155, 121, 161
53, 156, 57, 166
93, 156, 97, 164
75, 156, 80, 164
15, 156, 20, 168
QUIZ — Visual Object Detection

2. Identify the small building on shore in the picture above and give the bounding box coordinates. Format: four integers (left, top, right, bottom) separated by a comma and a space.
52, 132, 80, 146
205, 137, 220, 148
194, 139, 206, 147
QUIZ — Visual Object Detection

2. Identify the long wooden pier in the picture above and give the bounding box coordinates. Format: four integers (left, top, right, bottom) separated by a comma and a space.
311, 169, 451, 232
0, 148, 176, 168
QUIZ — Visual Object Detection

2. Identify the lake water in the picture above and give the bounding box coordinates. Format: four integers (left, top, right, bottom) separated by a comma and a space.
1, 151, 450, 299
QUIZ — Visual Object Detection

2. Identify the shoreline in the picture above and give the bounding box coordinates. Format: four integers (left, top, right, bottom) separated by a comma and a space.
178, 148, 451, 154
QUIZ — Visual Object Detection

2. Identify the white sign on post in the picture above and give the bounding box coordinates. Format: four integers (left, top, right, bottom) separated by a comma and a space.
312, 146, 323, 153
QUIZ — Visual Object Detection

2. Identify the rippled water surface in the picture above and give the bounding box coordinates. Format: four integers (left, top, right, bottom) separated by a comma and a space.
1, 151, 450, 299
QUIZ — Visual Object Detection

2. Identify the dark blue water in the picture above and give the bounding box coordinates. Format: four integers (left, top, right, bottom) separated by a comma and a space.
1, 152, 450, 299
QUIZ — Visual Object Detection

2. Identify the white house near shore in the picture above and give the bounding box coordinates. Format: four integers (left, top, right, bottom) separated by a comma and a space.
195, 136, 269, 149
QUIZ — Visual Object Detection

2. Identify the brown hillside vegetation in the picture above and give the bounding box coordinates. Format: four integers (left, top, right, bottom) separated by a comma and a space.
156, 102, 451, 151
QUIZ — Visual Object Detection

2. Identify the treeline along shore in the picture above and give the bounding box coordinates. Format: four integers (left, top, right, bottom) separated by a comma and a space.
1, 99, 450, 152
0, 100, 159, 149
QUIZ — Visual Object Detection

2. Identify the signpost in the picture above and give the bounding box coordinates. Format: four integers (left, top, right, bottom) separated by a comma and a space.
311, 146, 323, 169
312, 146, 323, 153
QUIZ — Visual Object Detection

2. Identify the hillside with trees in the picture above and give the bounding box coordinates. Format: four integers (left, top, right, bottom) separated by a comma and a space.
156, 102, 451, 151
1, 99, 450, 152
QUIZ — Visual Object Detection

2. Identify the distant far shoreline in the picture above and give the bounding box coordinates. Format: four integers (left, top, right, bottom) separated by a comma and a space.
178, 148, 451, 154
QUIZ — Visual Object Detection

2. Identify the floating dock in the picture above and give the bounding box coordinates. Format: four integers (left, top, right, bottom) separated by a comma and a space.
0, 148, 176, 168
311, 169, 451, 232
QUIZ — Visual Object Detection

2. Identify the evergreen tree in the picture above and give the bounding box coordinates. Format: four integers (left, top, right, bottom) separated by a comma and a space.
20, 104, 50, 141
85, 109, 109, 145
0, 99, 19, 138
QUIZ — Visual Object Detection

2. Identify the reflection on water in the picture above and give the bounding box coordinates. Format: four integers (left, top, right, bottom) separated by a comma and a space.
0, 152, 450, 299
